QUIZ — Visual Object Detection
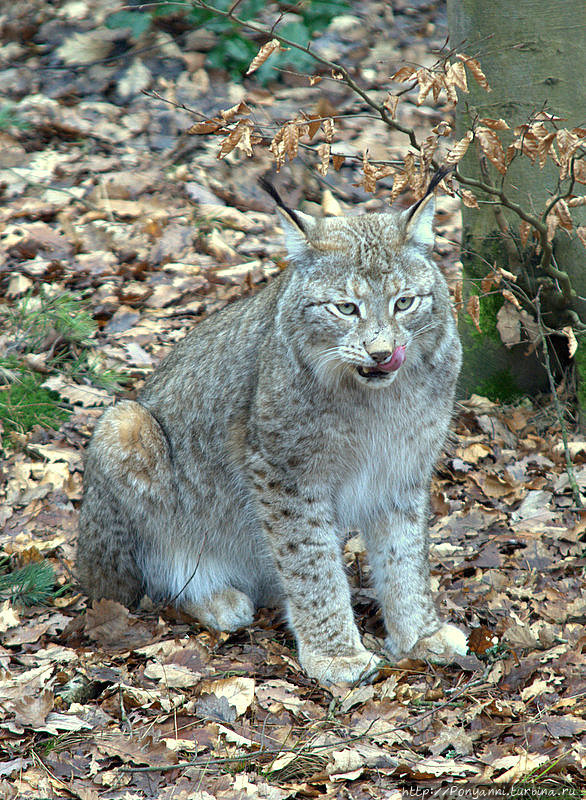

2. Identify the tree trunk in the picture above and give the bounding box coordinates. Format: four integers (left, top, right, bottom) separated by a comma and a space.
447, 0, 586, 403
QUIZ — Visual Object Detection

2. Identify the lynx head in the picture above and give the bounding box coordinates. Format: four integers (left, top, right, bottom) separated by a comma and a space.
266, 179, 455, 391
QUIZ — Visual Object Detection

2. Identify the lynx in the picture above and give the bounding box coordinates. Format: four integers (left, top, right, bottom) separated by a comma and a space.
77, 176, 468, 684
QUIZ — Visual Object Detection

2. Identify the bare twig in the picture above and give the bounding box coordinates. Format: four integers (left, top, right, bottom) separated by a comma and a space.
120, 675, 485, 773
168, 1, 584, 331
191, 0, 421, 149
166, 531, 208, 607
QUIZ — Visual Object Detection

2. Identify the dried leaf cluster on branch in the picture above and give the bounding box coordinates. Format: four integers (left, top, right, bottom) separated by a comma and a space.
167, 0, 585, 356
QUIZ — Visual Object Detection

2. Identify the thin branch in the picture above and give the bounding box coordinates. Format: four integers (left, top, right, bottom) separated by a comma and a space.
191, 0, 420, 149
181, 0, 583, 324
120, 676, 485, 774
167, 531, 208, 607
453, 168, 548, 231
542, 154, 577, 223
565, 310, 586, 332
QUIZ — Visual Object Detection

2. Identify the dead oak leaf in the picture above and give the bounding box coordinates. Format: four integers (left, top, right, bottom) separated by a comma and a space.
10, 688, 54, 728
456, 442, 492, 463
255, 679, 303, 714
233, 774, 292, 799
520, 678, 553, 703
36, 711, 94, 735
26, 443, 82, 471
405, 755, 480, 778
3, 619, 53, 647
471, 471, 520, 499
327, 748, 364, 780
339, 684, 375, 713
502, 623, 540, 650
542, 714, 586, 739
511, 490, 552, 522
0, 600, 20, 633
199, 676, 255, 718
84, 599, 155, 652
144, 662, 201, 689
196, 693, 237, 723
429, 725, 474, 757
468, 625, 499, 656
41, 375, 112, 408
497, 302, 523, 348
492, 752, 549, 783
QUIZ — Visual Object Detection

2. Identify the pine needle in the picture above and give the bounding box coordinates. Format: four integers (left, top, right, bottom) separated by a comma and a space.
0, 560, 57, 607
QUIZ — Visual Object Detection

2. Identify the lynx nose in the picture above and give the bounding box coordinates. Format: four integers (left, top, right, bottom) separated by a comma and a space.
365, 333, 394, 363
369, 350, 393, 364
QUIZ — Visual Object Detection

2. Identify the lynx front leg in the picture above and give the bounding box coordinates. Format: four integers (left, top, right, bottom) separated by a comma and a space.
251, 469, 379, 684
364, 494, 467, 662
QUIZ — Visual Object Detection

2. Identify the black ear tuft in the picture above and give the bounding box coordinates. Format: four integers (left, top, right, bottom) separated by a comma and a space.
258, 176, 307, 234
404, 165, 452, 223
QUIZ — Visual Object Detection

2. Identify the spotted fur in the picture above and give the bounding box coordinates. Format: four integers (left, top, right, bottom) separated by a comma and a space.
77, 190, 467, 684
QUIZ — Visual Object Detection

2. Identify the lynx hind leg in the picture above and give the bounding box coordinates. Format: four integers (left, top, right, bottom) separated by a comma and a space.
182, 588, 255, 632
77, 508, 143, 608
410, 623, 468, 663
77, 400, 171, 606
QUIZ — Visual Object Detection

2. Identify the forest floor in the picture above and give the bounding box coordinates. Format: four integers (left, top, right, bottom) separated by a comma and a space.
0, 0, 585, 798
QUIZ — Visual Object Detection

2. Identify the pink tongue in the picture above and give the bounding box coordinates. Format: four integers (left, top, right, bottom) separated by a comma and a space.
378, 345, 406, 372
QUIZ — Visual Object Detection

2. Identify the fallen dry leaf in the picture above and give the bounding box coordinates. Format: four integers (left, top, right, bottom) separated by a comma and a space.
144, 662, 202, 688
1, 4, 584, 798
84, 599, 156, 651
10, 689, 54, 728
0, 601, 20, 633
199, 676, 255, 717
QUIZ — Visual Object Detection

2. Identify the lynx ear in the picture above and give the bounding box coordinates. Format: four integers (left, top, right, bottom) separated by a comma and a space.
401, 166, 450, 252
402, 194, 435, 252
276, 208, 318, 262
259, 177, 318, 262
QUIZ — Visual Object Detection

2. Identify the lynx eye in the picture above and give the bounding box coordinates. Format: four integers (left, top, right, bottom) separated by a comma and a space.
336, 302, 360, 316
395, 296, 415, 312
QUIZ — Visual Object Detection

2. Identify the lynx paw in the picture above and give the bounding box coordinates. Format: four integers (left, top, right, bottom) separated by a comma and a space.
410, 623, 468, 663
299, 647, 381, 685
183, 588, 255, 632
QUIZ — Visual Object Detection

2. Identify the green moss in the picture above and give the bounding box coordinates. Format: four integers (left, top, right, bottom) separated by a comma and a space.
460, 229, 509, 345
465, 281, 504, 343
475, 369, 523, 403
0, 373, 68, 445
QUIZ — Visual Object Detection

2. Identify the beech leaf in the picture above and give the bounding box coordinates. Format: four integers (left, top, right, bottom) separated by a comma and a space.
446, 131, 473, 164
466, 294, 481, 332
456, 54, 491, 90
246, 39, 283, 75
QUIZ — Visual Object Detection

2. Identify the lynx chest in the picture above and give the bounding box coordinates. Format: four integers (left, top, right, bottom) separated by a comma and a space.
333, 386, 443, 531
